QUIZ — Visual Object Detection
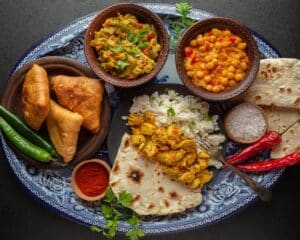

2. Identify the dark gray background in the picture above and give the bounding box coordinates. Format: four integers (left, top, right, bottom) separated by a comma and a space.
0, 0, 299, 240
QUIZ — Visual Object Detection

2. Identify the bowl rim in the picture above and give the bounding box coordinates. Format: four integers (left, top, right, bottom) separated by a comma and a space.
71, 159, 111, 201
175, 17, 260, 101
84, 3, 169, 88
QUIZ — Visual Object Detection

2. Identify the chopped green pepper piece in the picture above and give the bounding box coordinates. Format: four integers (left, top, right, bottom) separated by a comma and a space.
116, 60, 129, 71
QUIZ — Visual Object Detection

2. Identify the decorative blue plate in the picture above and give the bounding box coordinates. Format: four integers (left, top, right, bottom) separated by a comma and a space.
1, 3, 281, 235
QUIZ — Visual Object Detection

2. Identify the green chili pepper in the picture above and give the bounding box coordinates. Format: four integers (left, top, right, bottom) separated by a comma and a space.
0, 116, 52, 162
0, 105, 57, 157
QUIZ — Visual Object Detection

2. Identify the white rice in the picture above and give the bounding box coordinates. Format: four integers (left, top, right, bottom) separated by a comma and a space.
123, 90, 225, 168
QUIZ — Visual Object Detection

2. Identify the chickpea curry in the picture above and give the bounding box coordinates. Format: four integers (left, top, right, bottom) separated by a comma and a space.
184, 28, 249, 93
90, 13, 161, 79
128, 112, 213, 190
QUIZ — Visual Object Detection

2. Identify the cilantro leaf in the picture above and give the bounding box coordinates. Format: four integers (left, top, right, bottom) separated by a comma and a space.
117, 60, 129, 71
203, 114, 212, 121
90, 225, 102, 233
175, 0, 192, 18
126, 226, 145, 240
103, 187, 115, 203
118, 191, 133, 207
110, 46, 125, 53
126, 213, 141, 226
167, 107, 176, 117
100, 204, 113, 219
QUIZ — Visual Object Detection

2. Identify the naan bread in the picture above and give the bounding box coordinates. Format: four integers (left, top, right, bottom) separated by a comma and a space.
51, 75, 104, 133
242, 58, 300, 109
47, 100, 83, 163
110, 133, 202, 216
22, 64, 50, 130
263, 107, 300, 158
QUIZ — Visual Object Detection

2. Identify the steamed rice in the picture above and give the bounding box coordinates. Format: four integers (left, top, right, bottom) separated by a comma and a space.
123, 90, 225, 167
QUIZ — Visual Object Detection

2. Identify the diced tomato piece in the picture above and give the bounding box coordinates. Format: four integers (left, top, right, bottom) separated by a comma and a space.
204, 41, 211, 50
137, 23, 143, 29
184, 47, 193, 57
147, 33, 154, 41
229, 35, 236, 42
190, 55, 197, 64
142, 49, 149, 55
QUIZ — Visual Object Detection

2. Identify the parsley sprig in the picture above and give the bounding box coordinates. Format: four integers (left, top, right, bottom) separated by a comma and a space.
90, 188, 144, 240
169, 1, 196, 50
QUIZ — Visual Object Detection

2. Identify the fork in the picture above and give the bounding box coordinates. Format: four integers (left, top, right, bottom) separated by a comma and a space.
198, 137, 272, 202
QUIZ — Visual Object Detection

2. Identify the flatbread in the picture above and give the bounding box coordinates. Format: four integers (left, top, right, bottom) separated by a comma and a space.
109, 133, 202, 216
263, 107, 300, 158
242, 58, 300, 109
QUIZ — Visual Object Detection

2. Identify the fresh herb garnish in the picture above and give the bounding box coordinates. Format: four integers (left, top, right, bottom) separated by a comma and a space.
90, 188, 144, 240
127, 33, 140, 44
129, 48, 141, 57
138, 28, 149, 38
188, 120, 196, 130
137, 41, 150, 49
117, 60, 129, 71
169, 1, 196, 50
149, 96, 156, 102
111, 46, 125, 53
203, 114, 212, 121
167, 107, 176, 117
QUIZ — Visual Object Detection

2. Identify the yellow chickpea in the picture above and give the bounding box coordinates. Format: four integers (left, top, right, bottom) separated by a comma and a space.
212, 28, 222, 35
222, 41, 231, 47
240, 62, 248, 71
199, 46, 206, 52
199, 80, 206, 88
228, 66, 236, 72
226, 72, 235, 79
214, 41, 222, 49
204, 75, 212, 83
209, 35, 216, 42
228, 80, 237, 87
223, 30, 232, 36
206, 85, 213, 91
190, 39, 198, 47
204, 55, 213, 62
187, 71, 194, 77
206, 61, 215, 70
197, 35, 204, 45
235, 36, 242, 44
219, 85, 225, 91
219, 77, 229, 86
231, 59, 239, 67
196, 70, 204, 78
212, 85, 221, 93
237, 42, 247, 50
235, 73, 244, 81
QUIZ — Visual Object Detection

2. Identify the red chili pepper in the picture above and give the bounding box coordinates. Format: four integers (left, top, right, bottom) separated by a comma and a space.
236, 152, 300, 172
184, 47, 193, 57
226, 131, 281, 165
147, 33, 154, 41
229, 35, 236, 42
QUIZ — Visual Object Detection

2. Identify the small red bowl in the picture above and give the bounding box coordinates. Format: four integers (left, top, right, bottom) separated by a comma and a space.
71, 159, 111, 201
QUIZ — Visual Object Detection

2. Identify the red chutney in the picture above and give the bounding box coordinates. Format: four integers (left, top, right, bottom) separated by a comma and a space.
75, 162, 109, 197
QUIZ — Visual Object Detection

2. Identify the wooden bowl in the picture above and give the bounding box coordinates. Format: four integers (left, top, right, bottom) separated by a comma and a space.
1, 56, 111, 168
71, 159, 111, 201
84, 3, 169, 88
176, 17, 260, 101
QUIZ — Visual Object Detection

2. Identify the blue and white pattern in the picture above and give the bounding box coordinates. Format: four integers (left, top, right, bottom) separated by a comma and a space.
1, 4, 282, 235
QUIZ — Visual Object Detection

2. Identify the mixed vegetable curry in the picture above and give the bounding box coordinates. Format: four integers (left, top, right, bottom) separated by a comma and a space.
91, 13, 161, 79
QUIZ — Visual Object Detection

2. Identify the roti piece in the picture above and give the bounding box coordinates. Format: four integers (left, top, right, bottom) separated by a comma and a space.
47, 100, 83, 163
242, 58, 300, 109
51, 75, 104, 133
263, 107, 300, 158
22, 64, 50, 130
110, 133, 202, 216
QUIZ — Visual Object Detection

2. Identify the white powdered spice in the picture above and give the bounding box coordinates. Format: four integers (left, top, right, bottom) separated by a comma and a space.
226, 103, 266, 143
